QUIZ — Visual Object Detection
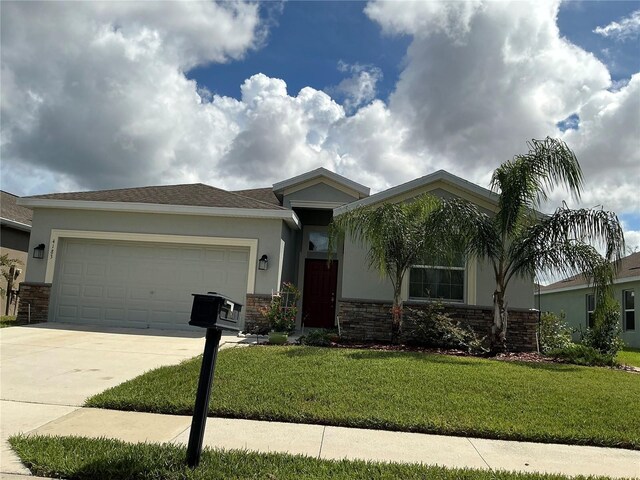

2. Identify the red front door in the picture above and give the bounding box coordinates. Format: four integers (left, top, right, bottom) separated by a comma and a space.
302, 259, 338, 328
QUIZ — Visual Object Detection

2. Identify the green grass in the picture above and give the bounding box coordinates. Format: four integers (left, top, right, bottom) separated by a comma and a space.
86, 346, 640, 450
617, 348, 640, 368
9, 435, 613, 480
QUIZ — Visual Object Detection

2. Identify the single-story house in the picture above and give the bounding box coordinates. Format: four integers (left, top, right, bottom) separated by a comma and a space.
1, 191, 32, 315
536, 251, 639, 348
17, 168, 537, 349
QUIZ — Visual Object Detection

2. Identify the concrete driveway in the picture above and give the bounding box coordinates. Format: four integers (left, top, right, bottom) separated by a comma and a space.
0, 322, 244, 475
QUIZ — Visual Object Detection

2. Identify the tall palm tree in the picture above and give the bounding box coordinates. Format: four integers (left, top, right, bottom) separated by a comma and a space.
329, 194, 451, 342
439, 137, 625, 349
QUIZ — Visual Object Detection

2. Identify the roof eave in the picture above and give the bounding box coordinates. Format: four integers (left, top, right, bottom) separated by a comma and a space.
537, 275, 640, 294
0, 217, 32, 232
17, 198, 301, 229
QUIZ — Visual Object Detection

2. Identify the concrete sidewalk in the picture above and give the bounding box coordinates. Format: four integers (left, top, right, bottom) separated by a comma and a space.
16, 407, 640, 479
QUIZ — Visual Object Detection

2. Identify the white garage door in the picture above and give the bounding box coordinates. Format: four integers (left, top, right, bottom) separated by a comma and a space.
51, 238, 250, 330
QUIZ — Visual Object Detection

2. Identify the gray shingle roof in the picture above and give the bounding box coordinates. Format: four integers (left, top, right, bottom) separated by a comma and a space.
232, 187, 281, 206
540, 252, 640, 291
1, 191, 32, 225
26, 183, 287, 211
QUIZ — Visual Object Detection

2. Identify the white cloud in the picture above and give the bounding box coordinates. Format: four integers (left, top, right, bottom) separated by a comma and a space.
594, 10, 640, 41
1, 1, 262, 192
0, 0, 637, 228
329, 62, 383, 113
366, 0, 638, 214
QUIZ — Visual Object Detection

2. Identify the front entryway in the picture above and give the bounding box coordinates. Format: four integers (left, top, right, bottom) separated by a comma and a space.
302, 259, 338, 328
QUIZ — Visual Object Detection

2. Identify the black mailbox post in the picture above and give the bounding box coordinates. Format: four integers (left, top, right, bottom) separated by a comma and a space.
186, 292, 242, 468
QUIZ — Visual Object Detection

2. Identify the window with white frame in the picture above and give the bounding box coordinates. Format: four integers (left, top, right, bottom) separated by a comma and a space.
623, 289, 635, 331
409, 252, 465, 302
586, 293, 595, 328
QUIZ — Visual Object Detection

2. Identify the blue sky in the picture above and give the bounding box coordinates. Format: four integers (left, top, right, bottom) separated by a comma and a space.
2, 1, 639, 244
189, 1, 639, 102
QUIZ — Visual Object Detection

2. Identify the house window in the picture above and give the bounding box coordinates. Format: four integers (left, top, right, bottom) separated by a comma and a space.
586, 293, 595, 328
623, 290, 635, 331
308, 232, 329, 252
409, 252, 465, 302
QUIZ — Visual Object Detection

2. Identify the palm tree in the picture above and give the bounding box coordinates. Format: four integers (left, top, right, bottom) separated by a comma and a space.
329, 194, 452, 342
440, 137, 625, 349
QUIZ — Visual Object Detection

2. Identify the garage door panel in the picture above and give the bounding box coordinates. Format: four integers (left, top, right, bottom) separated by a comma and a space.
229, 250, 249, 263
63, 262, 83, 276
181, 248, 203, 261
205, 249, 225, 262
60, 284, 81, 297
83, 285, 104, 298
106, 286, 126, 300
52, 238, 250, 330
81, 306, 101, 320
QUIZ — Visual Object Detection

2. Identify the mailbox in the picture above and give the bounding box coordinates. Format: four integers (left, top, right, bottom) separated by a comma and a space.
189, 292, 243, 331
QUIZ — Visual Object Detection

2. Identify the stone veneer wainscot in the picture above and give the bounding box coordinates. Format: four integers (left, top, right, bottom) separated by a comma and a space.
16, 282, 52, 324
337, 299, 538, 352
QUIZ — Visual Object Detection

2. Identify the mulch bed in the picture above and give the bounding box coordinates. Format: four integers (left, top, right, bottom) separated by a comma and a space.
251, 336, 639, 373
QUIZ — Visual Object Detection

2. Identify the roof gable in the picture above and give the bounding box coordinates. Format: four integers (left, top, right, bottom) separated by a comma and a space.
334, 170, 499, 215
272, 167, 370, 199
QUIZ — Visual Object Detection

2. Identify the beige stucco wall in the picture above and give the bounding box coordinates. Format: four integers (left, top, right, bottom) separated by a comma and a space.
538, 281, 639, 348
25, 208, 287, 296
340, 236, 533, 309
337, 182, 534, 309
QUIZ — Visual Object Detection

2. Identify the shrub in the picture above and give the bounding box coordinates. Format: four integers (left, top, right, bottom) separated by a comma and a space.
404, 304, 487, 354
539, 311, 572, 353
299, 329, 332, 346
547, 343, 617, 367
581, 293, 624, 357
261, 282, 300, 333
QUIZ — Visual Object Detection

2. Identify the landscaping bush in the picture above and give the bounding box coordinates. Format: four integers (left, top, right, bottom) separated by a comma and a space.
404, 304, 487, 354
580, 294, 624, 357
261, 282, 300, 333
539, 312, 572, 353
547, 343, 617, 367
299, 329, 332, 347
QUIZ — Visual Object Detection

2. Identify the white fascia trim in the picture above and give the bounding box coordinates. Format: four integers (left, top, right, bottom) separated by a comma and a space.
45, 229, 258, 294
334, 170, 498, 216
289, 200, 347, 209
0, 217, 32, 232
18, 198, 301, 229
537, 275, 640, 295
273, 167, 370, 196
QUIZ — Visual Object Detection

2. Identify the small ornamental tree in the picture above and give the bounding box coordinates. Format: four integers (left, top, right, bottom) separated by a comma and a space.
439, 138, 625, 350
329, 194, 458, 342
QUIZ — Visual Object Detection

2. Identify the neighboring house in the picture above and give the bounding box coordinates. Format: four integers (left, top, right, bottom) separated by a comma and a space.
1, 191, 32, 315
537, 252, 639, 348
17, 168, 536, 348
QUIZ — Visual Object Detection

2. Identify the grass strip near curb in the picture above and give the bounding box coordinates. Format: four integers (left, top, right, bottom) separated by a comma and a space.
617, 348, 640, 368
86, 346, 640, 450
9, 435, 615, 480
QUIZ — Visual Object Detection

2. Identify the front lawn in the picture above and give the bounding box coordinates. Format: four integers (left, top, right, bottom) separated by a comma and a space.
617, 348, 640, 368
86, 346, 640, 449
9, 435, 612, 480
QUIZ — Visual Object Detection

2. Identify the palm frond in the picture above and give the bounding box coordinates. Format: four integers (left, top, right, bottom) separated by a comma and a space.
491, 137, 583, 236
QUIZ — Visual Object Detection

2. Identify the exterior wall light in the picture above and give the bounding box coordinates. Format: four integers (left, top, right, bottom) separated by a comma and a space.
33, 243, 46, 259
258, 254, 268, 270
